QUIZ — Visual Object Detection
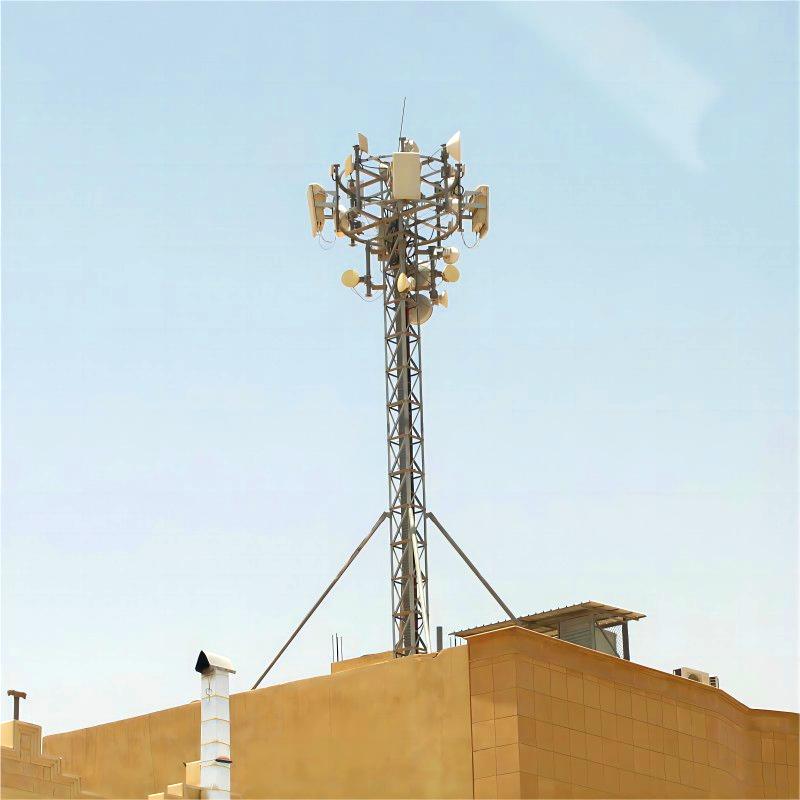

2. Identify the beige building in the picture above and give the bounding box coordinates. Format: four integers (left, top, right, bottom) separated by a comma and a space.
2, 603, 798, 799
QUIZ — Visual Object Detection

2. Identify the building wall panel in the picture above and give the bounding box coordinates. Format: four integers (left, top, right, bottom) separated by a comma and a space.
466, 626, 799, 799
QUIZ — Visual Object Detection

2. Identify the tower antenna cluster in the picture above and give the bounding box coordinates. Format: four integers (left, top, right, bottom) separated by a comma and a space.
307, 129, 489, 657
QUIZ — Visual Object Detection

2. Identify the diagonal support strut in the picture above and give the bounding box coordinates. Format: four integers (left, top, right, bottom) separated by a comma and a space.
252, 512, 389, 690
426, 511, 521, 625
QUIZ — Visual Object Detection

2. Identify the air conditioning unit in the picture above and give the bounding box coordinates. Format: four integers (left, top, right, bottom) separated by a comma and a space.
673, 667, 719, 688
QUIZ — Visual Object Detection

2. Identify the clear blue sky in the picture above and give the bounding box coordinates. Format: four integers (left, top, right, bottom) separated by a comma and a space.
2, 2, 797, 733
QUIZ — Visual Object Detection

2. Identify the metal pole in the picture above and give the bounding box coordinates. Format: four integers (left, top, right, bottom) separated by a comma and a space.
395, 234, 416, 656
426, 512, 520, 625
7, 690, 26, 721
622, 620, 630, 661
436, 626, 443, 652
251, 512, 388, 689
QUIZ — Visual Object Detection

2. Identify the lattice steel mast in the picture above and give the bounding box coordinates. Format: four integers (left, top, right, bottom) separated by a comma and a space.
307, 130, 489, 657
383, 205, 430, 656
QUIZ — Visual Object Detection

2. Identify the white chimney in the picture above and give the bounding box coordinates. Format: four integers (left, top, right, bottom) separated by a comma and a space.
195, 650, 235, 800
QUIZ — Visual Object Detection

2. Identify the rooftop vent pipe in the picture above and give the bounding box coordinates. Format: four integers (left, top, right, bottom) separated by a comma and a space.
195, 650, 236, 800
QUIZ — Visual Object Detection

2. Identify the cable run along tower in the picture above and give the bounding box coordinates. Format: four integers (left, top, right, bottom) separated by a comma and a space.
307, 130, 489, 658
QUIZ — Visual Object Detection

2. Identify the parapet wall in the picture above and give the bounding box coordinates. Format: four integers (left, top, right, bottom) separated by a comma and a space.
42, 645, 473, 799
465, 625, 799, 799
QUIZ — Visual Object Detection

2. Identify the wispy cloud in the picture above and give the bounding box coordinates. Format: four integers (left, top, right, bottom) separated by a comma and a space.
514, 4, 720, 170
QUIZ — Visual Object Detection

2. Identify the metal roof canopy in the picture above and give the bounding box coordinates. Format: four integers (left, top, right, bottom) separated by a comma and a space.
452, 600, 646, 639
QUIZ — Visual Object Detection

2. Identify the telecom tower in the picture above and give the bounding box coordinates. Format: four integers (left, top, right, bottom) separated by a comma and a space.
307, 130, 489, 658
251, 128, 498, 688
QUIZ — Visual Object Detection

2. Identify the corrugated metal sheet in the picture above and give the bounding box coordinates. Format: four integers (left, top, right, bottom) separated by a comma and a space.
452, 600, 645, 638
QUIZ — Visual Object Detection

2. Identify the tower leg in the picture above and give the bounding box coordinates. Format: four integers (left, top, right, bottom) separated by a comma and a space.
383, 221, 429, 657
